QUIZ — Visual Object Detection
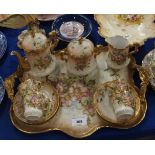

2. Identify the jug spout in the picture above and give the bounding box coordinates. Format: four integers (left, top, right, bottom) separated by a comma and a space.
11, 51, 30, 71
105, 35, 129, 49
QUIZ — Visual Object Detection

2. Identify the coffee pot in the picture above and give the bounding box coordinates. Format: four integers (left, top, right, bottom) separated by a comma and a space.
12, 21, 59, 78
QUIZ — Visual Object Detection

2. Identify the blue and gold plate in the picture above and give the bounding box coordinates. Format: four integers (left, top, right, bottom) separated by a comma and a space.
0, 76, 5, 104
0, 31, 7, 59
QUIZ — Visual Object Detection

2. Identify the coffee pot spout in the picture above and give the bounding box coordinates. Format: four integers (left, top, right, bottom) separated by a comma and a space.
11, 51, 30, 71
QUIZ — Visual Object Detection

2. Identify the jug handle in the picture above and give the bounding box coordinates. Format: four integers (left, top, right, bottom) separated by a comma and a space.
129, 43, 140, 54
4, 71, 18, 103
94, 45, 108, 57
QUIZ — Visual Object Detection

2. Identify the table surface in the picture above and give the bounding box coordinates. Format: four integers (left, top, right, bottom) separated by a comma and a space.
0, 15, 155, 140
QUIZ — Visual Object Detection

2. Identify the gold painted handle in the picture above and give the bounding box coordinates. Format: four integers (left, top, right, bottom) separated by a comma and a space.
129, 43, 140, 54
129, 56, 149, 104
136, 65, 150, 104
49, 31, 59, 51
4, 72, 18, 103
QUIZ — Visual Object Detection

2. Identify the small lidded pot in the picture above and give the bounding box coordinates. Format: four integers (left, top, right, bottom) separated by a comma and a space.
17, 21, 58, 77
67, 38, 96, 76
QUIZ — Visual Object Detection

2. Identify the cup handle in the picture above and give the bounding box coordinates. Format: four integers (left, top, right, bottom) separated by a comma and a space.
49, 31, 59, 51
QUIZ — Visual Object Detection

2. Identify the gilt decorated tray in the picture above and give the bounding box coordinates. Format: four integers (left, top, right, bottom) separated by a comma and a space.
95, 14, 155, 45
4, 45, 149, 138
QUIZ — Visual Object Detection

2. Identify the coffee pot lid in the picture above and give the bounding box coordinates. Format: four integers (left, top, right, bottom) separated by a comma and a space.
18, 22, 49, 53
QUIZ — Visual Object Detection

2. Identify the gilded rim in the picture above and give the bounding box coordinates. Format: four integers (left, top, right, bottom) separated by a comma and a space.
6, 49, 148, 138
10, 109, 106, 139
12, 83, 60, 125
94, 14, 155, 46
94, 80, 141, 125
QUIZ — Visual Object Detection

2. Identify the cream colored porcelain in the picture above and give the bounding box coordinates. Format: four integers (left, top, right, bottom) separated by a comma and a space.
105, 36, 130, 69
13, 79, 59, 124
13, 22, 59, 78
95, 14, 155, 45
6, 45, 148, 137
67, 38, 94, 57
18, 30, 47, 52
94, 80, 140, 123
110, 80, 135, 121
67, 38, 97, 76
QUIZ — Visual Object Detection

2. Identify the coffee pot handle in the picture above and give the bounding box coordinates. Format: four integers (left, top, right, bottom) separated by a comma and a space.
49, 31, 59, 51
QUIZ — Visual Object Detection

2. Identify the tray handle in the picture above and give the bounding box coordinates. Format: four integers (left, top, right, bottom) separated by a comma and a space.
135, 64, 150, 103
4, 71, 18, 103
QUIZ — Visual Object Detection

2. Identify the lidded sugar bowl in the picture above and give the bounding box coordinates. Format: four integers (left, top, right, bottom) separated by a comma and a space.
66, 38, 97, 76
12, 21, 58, 78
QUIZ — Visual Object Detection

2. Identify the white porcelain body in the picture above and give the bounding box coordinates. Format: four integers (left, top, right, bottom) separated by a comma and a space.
105, 36, 130, 67
113, 100, 134, 121
67, 38, 96, 76
18, 29, 57, 78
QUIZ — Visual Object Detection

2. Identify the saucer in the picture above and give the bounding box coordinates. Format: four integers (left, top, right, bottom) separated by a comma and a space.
0, 31, 7, 59
0, 76, 5, 104
94, 80, 140, 124
13, 80, 60, 125
51, 14, 92, 42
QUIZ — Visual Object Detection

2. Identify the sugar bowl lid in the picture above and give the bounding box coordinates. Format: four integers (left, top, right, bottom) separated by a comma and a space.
67, 38, 94, 58
18, 22, 49, 53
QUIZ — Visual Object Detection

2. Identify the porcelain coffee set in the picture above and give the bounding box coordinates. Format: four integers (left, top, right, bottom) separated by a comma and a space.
2, 14, 155, 137
9, 20, 138, 123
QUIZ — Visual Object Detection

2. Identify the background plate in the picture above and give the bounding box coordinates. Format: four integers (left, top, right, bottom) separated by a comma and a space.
0, 76, 5, 104
0, 31, 7, 59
